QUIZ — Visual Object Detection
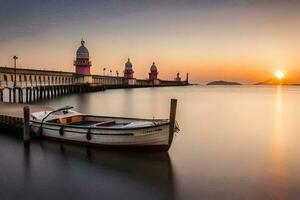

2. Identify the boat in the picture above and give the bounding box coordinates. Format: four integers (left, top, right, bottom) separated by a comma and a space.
30, 99, 179, 151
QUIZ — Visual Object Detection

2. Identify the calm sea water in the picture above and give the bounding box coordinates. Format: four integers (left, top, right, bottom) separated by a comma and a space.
1, 85, 300, 199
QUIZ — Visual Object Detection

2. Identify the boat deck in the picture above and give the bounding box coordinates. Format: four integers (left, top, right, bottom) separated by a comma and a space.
68, 121, 98, 126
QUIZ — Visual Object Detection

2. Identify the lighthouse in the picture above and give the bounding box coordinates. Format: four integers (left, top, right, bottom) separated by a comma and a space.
148, 62, 158, 80
124, 58, 134, 78
74, 39, 91, 75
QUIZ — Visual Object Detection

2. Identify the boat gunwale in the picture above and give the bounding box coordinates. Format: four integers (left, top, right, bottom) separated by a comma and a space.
31, 124, 135, 135
30, 114, 170, 131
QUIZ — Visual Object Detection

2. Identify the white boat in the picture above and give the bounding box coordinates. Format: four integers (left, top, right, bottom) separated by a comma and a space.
30, 99, 179, 151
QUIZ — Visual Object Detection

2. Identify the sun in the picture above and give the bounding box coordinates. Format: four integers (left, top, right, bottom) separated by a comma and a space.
274, 71, 285, 80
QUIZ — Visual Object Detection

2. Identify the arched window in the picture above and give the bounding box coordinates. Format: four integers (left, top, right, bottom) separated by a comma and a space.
4, 75, 7, 82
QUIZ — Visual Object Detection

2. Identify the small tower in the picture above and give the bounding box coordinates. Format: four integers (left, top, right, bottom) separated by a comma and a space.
74, 39, 91, 75
124, 58, 134, 78
149, 62, 158, 80
175, 72, 181, 82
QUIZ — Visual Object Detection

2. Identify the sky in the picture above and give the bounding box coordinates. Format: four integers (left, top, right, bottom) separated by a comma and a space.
1, 0, 300, 84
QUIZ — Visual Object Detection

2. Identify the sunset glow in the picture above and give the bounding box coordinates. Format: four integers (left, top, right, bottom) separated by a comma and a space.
274, 71, 285, 80
1, 1, 300, 83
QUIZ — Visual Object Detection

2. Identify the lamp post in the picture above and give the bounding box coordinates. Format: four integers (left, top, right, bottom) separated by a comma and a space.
13, 56, 18, 103
13, 56, 18, 88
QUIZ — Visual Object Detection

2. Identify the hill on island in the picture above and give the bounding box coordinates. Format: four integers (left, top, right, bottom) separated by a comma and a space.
255, 78, 293, 85
207, 80, 241, 85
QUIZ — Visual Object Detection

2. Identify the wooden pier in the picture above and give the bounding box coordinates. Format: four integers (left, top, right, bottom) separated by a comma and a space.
0, 103, 51, 140
0, 67, 189, 103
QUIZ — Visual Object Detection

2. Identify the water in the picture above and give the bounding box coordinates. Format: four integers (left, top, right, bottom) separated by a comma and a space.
1, 85, 300, 199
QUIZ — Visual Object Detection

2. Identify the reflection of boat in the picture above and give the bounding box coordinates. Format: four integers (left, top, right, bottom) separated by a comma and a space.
31, 99, 179, 151
39, 140, 175, 196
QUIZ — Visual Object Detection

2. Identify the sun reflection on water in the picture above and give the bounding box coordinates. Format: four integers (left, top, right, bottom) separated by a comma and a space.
269, 85, 288, 199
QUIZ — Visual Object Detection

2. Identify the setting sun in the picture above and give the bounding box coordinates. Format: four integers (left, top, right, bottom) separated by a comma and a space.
274, 71, 285, 80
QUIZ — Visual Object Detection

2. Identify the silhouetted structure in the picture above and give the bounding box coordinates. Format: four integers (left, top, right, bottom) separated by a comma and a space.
149, 62, 158, 80
74, 39, 91, 75
124, 58, 134, 79
175, 72, 181, 82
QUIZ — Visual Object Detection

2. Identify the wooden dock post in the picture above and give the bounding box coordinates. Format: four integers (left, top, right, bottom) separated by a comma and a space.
23, 106, 30, 146
168, 98, 177, 146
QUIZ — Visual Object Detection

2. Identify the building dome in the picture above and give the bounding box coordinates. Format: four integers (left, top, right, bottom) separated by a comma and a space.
150, 62, 157, 72
76, 39, 89, 59
125, 58, 133, 71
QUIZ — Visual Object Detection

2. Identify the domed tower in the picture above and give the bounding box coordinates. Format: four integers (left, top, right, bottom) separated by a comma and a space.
124, 58, 134, 78
74, 39, 91, 75
149, 62, 158, 80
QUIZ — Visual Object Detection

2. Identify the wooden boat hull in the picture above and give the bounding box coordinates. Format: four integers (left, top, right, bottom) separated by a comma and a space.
31, 121, 172, 151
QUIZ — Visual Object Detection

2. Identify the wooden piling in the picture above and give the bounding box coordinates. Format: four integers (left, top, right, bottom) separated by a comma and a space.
39, 87, 43, 99
168, 98, 177, 146
13, 88, 16, 103
25, 88, 28, 103
29, 88, 32, 102
19, 89, 23, 103
9, 88, 12, 103
32, 88, 35, 101
52, 87, 55, 97
43, 87, 46, 99
0, 90, 3, 102
18, 89, 20, 102
55, 86, 58, 96
23, 106, 30, 146
46, 87, 50, 99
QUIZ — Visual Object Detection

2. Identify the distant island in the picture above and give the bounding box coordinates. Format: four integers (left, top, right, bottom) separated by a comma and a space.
255, 78, 293, 85
207, 80, 241, 85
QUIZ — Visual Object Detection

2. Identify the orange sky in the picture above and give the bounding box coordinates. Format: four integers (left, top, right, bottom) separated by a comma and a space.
1, 1, 300, 84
